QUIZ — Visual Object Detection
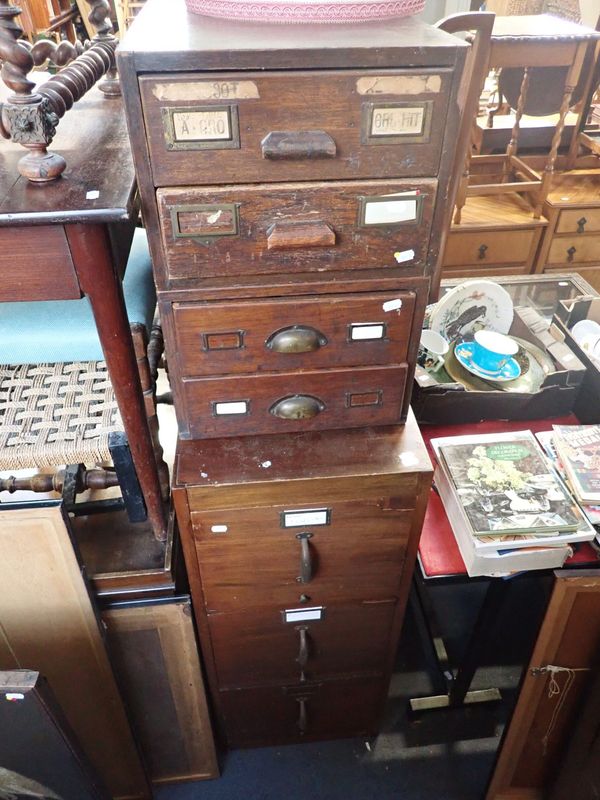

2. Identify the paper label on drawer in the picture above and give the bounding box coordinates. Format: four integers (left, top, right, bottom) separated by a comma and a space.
281, 509, 330, 528
284, 607, 324, 623
172, 109, 231, 141
153, 80, 259, 102
350, 323, 386, 341
356, 75, 441, 95
370, 106, 425, 137
394, 249, 415, 264
362, 192, 418, 225
213, 401, 248, 416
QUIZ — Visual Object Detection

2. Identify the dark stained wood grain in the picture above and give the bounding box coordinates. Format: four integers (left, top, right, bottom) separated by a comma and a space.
140, 70, 452, 186
181, 363, 408, 439
157, 179, 435, 282
191, 499, 413, 611
171, 290, 417, 377
119, 0, 467, 72
0, 225, 80, 300
208, 600, 397, 689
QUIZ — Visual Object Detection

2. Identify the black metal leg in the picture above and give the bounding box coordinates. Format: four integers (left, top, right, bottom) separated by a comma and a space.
108, 431, 147, 524
410, 573, 452, 697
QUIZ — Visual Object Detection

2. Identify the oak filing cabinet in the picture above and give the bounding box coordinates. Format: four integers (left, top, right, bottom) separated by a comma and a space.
119, 0, 462, 745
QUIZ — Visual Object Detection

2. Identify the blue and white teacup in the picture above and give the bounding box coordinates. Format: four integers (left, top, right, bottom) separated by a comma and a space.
470, 330, 518, 374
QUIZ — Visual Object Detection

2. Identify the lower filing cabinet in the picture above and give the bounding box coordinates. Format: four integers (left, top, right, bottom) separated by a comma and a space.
172, 413, 432, 746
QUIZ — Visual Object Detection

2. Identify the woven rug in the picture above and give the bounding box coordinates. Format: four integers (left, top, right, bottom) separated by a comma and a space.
0, 361, 123, 469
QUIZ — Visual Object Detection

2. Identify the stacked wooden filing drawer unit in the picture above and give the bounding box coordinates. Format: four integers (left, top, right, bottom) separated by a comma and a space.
118, 0, 466, 745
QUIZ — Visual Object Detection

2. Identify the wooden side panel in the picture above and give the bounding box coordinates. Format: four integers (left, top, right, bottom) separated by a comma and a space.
0, 226, 80, 301
0, 504, 149, 800
486, 571, 600, 800
103, 599, 219, 784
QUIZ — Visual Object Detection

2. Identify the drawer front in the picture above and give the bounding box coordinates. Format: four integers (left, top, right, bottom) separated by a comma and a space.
209, 601, 396, 689
173, 291, 417, 377
218, 677, 384, 747
181, 364, 407, 438
140, 69, 452, 186
191, 499, 413, 610
548, 236, 600, 266
443, 229, 536, 267
158, 179, 436, 282
556, 209, 600, 235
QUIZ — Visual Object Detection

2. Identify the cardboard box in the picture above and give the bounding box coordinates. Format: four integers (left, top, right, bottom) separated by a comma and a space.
413, 305, 586, 424
554, 295, 600, 424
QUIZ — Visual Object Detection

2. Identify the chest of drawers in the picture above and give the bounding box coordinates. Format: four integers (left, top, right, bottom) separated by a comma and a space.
118, 0, 467, 439
172, 414, 432, 746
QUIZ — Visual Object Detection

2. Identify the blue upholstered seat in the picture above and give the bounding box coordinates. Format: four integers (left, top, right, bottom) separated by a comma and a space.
0, 227, 156, 365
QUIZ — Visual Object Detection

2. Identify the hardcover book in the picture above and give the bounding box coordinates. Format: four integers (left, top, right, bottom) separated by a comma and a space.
432, 431, 585, 537
553, 425, 600, 504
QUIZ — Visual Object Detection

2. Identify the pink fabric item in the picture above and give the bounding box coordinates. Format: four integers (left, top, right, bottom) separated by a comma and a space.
185, 0, 425, 23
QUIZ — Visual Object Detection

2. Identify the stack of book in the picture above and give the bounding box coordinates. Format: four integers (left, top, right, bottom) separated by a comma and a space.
432, 431, 596, 577
537, 425, 600, 536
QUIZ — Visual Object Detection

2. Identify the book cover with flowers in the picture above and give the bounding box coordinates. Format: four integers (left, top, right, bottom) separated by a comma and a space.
552, 425, 600, 504
436, 432, 583, 536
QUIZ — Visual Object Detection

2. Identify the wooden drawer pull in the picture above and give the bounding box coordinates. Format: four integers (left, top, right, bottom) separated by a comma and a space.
296, 626, 309, 669
267, 221, 336, 251
270, 395, 324, 420
261, 130, 336, 160
266, 325, 328, 354
296, 532, 314, 584
296, 697, 308, 735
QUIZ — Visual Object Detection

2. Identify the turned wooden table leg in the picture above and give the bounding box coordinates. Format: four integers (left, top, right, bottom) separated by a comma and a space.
66, 223, 167, 541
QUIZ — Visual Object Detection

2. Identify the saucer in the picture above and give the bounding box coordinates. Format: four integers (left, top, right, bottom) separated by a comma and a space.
454, 341, 521, 382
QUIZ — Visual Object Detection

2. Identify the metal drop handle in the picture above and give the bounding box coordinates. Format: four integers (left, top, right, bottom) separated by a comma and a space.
296, 697, 308, 735
577, 216, 587, 233
477, 244, 488, 260
296, 626, 309, 668
567, 246, 577, 262
296, 532, 313, 584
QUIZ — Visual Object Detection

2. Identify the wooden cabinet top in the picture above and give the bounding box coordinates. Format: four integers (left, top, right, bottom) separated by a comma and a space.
545, 171, 600, 209
0, 83, 136, 227
118, 0, 467, 71
174, 409, 431, 488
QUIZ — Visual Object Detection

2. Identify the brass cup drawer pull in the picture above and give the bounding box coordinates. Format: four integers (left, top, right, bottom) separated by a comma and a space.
296, 532, 314, 584
266, 325, 328, 354
270, 395, 325, 420
261, 130, 337, 160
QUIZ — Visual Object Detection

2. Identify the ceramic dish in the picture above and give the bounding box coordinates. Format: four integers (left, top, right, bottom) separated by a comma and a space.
429, 280, 514, 341
185, 0, 426, 23
455, 340, 521, 382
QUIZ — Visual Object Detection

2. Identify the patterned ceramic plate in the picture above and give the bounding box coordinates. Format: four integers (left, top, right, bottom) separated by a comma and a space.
185, 0, 426, 22
429, 280, 514, 341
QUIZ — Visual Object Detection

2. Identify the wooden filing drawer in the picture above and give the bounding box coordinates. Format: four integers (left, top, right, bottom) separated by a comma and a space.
556, 209, 600, 235
140, 69, 453, 187
157, 179, 436, 282
547, 235, 600, 266
443, 229, 537, 268
173, 291, 417, 377
181, 364, 407, 438
190, 498, 413, 610
218, 676, 384, 747
209, 600, 396, 689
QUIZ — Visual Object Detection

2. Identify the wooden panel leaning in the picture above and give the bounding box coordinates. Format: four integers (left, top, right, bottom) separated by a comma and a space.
0, 501, 150, 799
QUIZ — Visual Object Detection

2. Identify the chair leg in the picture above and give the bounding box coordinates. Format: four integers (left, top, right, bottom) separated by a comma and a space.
108, 431, 147, 523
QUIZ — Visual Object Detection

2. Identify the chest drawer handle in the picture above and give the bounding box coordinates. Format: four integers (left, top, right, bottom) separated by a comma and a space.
270, 395, 325, 420
296, 532, 314, 584
267, 221, 336, 251
261, 130, 337, 160
567, 246, 577, 262
296, 697, 308, 735
577, 217, 587, 233
296, 626, 310, 669
266, 325, 328, 354
477, 244, 488, 260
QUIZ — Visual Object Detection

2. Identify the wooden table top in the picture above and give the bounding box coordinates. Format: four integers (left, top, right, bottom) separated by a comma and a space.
119, 0, 467, 71
0, 81, 136, 227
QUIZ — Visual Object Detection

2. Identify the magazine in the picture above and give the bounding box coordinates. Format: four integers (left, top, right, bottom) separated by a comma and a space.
432, 431, 585, 537
553, 425, 600, 504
